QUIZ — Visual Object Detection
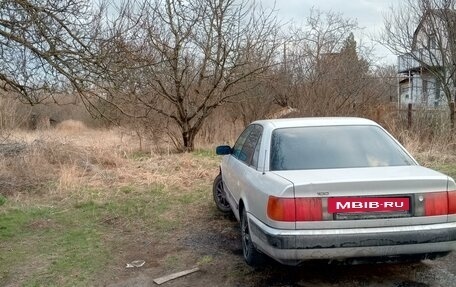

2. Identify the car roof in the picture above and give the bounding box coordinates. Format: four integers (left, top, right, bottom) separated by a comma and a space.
251, 117, 379, 129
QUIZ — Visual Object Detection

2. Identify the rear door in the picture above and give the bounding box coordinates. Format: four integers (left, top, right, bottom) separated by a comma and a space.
223, 125, 263, 209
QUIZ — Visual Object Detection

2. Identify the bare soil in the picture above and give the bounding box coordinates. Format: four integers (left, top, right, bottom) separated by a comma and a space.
105, 209, 456, 287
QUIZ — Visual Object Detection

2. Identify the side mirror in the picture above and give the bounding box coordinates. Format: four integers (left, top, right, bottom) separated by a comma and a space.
216, 145, 232, 155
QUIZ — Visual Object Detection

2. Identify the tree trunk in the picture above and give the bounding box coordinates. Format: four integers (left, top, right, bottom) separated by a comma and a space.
181, 128, 198, 152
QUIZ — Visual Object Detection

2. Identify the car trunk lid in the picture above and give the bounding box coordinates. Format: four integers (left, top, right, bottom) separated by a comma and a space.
271, 166, 449, 229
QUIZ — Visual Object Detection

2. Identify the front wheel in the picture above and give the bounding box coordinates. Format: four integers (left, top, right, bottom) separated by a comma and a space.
241, 207, 265, 266
212, 174, 231, 213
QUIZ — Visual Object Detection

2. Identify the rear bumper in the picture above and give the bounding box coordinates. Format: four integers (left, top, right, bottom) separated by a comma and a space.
248, 214, 456, 263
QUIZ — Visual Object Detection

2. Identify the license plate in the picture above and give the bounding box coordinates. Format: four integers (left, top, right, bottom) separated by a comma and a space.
328, 197, 410, 213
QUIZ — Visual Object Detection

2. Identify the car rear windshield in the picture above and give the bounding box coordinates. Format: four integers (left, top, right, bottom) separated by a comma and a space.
270, 125, 415, 170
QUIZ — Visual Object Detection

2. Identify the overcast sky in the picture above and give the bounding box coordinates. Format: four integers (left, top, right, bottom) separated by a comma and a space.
260, 0, 398, 65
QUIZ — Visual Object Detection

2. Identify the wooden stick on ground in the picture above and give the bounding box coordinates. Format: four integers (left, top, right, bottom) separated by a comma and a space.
153, 267, 200, 285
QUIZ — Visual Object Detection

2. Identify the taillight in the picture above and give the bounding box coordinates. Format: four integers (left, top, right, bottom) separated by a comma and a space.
448, 191, 456, 214
425, 192, 448, 216
267, 196, 296, 221
267, 196, 322, 221
296, 198, 323, 221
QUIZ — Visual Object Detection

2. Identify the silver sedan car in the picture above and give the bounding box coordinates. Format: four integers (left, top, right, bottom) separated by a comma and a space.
213, 117, 456, 266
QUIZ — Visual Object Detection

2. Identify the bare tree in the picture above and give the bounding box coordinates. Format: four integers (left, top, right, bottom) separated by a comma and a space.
100, 0, 281, 151
274, 9, 372, 116
0, 0, 108, 110
230, 9, 378, 122
288, 9, 359, 82
225, 79, 279, 126
381, 0, 456, 112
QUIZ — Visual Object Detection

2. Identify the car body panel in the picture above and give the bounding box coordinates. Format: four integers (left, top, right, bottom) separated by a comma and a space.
221, 154, 295, 229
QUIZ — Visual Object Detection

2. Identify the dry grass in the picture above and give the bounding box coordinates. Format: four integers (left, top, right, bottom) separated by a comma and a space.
0, 126, 219, 204
0, 128, 124, 197
55, 119, 87, 132
1, 117, 454, 199
390, 126, 456, 167
369, 105, 456, 165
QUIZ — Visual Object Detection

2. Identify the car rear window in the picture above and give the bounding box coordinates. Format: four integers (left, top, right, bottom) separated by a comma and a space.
270, 125, 415, 170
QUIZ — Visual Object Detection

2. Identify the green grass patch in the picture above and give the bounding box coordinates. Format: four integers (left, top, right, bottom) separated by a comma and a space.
149, 183, 166, 195
176, 188, 207, 205
0, 207, 53, 239
0, 194, 6, 206
197, 255, 214, 267
0, 205, 110, 286
119, 185, 135, 194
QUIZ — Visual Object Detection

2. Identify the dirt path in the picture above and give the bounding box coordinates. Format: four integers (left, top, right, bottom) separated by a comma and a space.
107, 213, 456, 287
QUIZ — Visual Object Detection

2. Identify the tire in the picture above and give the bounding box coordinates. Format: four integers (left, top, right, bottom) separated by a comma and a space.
240, 207, 265, 267
212, 174, 231, 213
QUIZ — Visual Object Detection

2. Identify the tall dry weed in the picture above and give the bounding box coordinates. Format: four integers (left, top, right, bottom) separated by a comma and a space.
0, 128, 129, 196
374, 106, 456, 166
55, 120, 87, 133
57, 164, 86, 192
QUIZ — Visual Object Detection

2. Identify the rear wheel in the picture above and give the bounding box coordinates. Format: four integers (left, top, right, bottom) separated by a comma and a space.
212, 174, 231, 213
241, 207, 265, 266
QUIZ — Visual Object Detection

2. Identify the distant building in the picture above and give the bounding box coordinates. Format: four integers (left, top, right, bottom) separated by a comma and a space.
397, 9, 455, 108
398, 50, 444, 108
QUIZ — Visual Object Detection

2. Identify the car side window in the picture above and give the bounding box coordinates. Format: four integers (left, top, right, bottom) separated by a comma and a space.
251, 132, 262, 168
232, 125, 254, 159
239, 125, 263, 166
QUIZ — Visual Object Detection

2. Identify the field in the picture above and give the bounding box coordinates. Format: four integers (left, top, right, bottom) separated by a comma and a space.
0, 124, 243, 286
1, 123, 456, 287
